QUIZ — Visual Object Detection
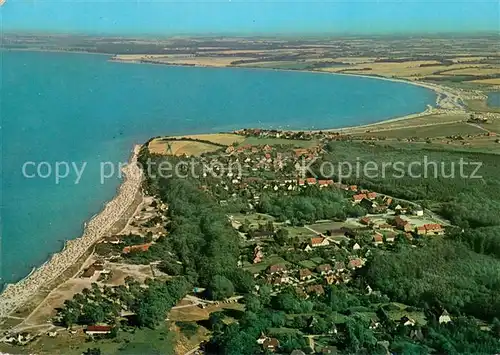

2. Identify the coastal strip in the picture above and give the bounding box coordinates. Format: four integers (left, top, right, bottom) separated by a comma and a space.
0, 145, 144, 318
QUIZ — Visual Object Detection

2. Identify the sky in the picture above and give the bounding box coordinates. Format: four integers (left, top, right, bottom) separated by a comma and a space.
1, 0, 499, 36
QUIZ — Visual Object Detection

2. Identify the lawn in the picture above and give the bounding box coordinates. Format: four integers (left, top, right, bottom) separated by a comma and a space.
307, 220, 354, 234
298, 260, 318, 269
286, 226, 317, 239
21, 324, 176, 355
231, 213, 276, 228
243, 255, 288, 274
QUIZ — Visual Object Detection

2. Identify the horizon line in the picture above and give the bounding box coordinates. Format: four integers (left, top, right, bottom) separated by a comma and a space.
4, 29, 499, 39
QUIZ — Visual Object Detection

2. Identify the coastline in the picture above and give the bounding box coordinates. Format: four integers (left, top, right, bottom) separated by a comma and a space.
0, 145, 144, 318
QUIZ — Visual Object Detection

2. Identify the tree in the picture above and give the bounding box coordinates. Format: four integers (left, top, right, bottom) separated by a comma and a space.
207, 275, 235, 300
208, 311, 225, 333
274, 228, 289, 246
244, 294, 262, 313
79, 303, 105, 325
83, 348, 101, 355
230, 269, 255, 294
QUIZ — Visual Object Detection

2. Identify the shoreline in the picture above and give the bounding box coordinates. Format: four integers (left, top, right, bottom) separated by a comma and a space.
0, 145, 144, 318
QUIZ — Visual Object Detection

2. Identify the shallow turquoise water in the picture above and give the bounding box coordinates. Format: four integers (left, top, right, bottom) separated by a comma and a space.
0, 50, 436, 285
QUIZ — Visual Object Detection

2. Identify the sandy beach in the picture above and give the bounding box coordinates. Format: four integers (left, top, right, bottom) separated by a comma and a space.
0, 146, 143, 318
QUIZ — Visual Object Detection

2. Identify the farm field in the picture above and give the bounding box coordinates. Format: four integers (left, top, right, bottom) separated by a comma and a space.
471, 78, 500, 85
357, 122, 486, 139
241, 136, 320, 148
148, 138, 222, 156
317, 62, 485, 79
180, 133, 245, 146
341, 113, 468, 134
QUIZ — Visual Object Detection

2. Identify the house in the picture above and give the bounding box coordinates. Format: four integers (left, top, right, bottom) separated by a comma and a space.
360, 216, 372, 226
394, 204, 408, 214
413, 206, 424, 216
360, 198, 379, 213
340, 227, 356, 238
384, 232, 397, 243
400, 316, 416, 327
299, 268, 313, 281
349, 185, 358, 191
325, 274, 340, 285
103, 235, 121, 244
225, 145, 235, 154
353, 194, 367, 203
269, 274, 290, 286
333, 261, 345, 273
424, 223, 444, 235
253, 246, 264, 264
267, 264, 287, 274
393, 216, 414, 233
417, 226, 427, 235
294, 148, 309, 157
85, 325, 112, 336
352, 243, 361, 251
82, 266, 97, 278
367, 192, 377, 200
92, 260, 105, 270
439, 310, 452, 324
348, 258, 364, 269
302, 243, 313, 252
373, 232, 384, 246
306, 284, 325, 296
310, 236, 330, 248
383, 196, 393, 206
263, 337, 280, 352
316, 264, 332, 275
319, 346, 338, 355
378, 223, 393, 231
298, 179, 305, 186
318, 179, 334, 187
394, 216, 408, 229
306, 177, 317, 185
369, 320, 380, 329
122, 243, 152, 254
256, 334, 267, 345
262, 144, 272, 152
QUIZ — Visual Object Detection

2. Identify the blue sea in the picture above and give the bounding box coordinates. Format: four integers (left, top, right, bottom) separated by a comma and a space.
0, 50, 436, 286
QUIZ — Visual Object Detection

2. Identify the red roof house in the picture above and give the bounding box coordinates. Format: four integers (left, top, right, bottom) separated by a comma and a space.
122, 243, 152, 254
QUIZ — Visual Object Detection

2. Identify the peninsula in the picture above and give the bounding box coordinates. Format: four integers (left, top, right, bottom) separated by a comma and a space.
1, 34, 500, 355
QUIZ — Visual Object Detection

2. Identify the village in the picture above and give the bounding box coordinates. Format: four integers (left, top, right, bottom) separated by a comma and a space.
0, 130, 457, 354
